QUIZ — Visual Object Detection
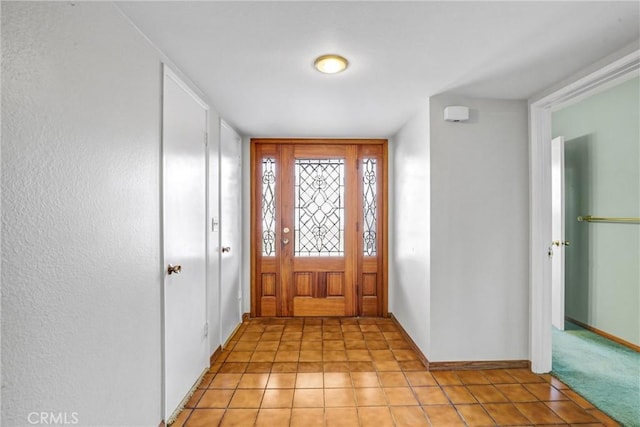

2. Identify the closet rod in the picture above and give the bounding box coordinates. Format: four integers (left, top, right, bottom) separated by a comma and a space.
577, 215, 640, 224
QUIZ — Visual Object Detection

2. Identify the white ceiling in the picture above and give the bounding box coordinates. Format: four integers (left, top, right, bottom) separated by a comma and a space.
117, 1, 640, 138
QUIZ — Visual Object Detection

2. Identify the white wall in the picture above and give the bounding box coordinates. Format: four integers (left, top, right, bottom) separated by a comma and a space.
389, 105, 432, 357
429, 94, 529, 362
1, 3, 222, 425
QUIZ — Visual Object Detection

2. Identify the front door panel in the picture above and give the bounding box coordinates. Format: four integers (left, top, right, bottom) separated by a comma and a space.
286, 145, 355, 316
252, 140, 387, 317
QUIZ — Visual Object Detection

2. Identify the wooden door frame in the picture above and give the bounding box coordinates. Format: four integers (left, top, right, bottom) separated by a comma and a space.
250, 138, 388, 317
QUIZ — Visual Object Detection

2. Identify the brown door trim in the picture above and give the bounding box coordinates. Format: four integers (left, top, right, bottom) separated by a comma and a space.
253, 138, 387, 145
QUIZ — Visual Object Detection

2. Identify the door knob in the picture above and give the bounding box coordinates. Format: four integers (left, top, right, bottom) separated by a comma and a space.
222, 247, 231, 253
167, 264, 182, 275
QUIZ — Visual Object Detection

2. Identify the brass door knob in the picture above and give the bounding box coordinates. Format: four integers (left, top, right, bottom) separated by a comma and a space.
222, 247, 231, 253
167, 264, 182, 275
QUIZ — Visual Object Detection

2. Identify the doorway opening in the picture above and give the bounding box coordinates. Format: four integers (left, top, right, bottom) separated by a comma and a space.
547, 76, 640, 424
529, 49, 639, 373
250, 139, 388, 317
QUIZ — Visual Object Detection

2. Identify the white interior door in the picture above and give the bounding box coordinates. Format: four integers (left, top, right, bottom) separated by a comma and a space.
219, 120, 242, 345
163, 66, 209, 419
551, 136, 566, 331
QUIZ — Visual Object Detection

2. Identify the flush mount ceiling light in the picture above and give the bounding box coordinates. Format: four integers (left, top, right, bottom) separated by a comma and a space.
314, 54, 349, 74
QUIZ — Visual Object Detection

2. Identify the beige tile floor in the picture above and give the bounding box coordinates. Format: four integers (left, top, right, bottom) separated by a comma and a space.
171, 317, 620, 426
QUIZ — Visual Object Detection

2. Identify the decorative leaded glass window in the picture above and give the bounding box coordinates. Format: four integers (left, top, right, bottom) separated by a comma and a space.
294, 159, 345, 257
262, 158, 276, 256
362, 158, 377, 256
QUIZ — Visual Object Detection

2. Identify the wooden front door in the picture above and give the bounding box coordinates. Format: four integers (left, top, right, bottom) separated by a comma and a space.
251, 139, 387, 317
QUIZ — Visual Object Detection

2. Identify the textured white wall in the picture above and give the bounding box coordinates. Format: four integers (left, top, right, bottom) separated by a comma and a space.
429, 95, 529, 362
390, 105, 432, 358
1, 3, 194, 425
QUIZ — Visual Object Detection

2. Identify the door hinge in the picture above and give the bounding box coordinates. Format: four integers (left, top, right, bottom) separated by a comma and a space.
204, 322, 209, 338
204, 132, 208, 146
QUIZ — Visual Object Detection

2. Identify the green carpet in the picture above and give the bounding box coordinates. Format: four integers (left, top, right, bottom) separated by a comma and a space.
553, 322, 640, 426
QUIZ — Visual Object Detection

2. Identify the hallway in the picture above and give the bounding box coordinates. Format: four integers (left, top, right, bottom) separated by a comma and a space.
3, 3, 639, 425
172, 317, 618, 426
